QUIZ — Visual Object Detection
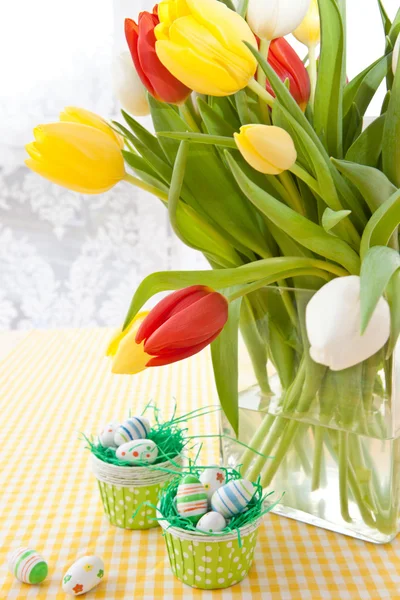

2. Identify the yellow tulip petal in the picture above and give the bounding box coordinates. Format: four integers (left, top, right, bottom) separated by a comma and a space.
293, 0, 320, 46
25, 123, 125, 194
156, 40, 243, 95
186, 0, 257, 58
245, 125, 297, 171
60, 106, 124, 149
234, 132, 281, 175
107, 312, 151, 375
169, 16, 255, 87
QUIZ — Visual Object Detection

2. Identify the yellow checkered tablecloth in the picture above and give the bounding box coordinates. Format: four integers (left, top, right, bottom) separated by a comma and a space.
1, 328, 400, 599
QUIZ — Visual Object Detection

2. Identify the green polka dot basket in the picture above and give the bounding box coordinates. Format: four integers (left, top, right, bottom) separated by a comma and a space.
92, 454, 183, 530
158, 513, 261, 590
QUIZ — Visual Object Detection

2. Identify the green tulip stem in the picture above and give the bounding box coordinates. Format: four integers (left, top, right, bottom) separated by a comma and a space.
308, 43, 318, 109
179, 102, 201, 133
124, 173, 169, 202
247, 78, 275, 108
257, 39, 270, 90
289, 163, 321, 196
278, 171, 305, 215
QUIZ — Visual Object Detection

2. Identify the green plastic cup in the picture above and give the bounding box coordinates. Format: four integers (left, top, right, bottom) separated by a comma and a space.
92, 454, 183, 530
158, 514, 261, 590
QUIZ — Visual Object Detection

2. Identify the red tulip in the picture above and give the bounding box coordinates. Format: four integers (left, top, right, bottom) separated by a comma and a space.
125, 10, 191, 105
136, 285, 229, 367
266, 38, 310, 111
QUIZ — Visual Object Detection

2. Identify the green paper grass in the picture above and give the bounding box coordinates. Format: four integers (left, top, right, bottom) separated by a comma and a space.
157, 465, 281, 541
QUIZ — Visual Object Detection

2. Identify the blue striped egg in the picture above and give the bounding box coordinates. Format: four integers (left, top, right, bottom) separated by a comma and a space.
116, 439, 158, 465
114, 417, 151, 446
211, 479, 255, 518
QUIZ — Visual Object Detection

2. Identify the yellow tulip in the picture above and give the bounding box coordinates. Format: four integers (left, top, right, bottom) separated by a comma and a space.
293, 0, 320, 47
107, 312, 151, 375
155, 0, 257, 96
59, 106, 124, 148
234, 124, 297, 175
25, 122, 126, 194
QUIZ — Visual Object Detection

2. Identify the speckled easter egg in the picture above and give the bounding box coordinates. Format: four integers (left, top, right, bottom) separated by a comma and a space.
196, 511, 227, 533
98, 422, 119, 448
8, 548, 48, 584
114, 417, 151, 446
116, 439, 158, 465
62, 555, 104, 596
211, 479, 255, 518
199, 466, 226, 501
176, 475, 208, 523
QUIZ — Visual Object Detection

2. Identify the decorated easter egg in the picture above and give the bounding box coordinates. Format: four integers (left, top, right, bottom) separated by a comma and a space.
176, 474, 208, 523
199, 466, 226, 501
8, 547, 48, 584
116, 439, 158, 465
98, 422, 119, 448
114, 416, 151, 446
211, 478, 255, 518
196, 511, 227, 533
62, 555, 104, 596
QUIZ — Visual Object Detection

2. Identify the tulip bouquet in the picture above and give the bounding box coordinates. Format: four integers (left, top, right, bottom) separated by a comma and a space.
26, 0, 400, 542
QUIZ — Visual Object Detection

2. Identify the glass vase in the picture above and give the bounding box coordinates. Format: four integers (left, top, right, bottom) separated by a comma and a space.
220, 287, 400, 544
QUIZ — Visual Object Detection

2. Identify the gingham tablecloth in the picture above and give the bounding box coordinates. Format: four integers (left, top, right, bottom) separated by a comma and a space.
1, 328, 400, 600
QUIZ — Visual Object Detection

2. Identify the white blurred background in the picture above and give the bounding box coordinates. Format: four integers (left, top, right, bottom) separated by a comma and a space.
0, 0, 398, 330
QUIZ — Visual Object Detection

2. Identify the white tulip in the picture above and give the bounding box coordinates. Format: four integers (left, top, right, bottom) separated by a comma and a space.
247, 0, 310, 41
112, 51, 150, 117
393, 33, 400, 76
306, 276, 391, 371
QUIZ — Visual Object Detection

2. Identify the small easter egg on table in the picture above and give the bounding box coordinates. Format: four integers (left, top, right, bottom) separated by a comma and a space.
98, 422, 119, 448
116, 439, 158, 465
211, 478, 255, 518
62, 555, 104, 596
199, 466, 226, 501
196, 511, 227, 533
176, 474, 208, 523
114, 416, 151, 446
8, 547, 48, 584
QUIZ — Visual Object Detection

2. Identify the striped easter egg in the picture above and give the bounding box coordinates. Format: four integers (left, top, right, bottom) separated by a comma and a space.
114, 416, 151, 446
176, 475, 208, 523
211, 479, 255, 518
8, 547, 48, 584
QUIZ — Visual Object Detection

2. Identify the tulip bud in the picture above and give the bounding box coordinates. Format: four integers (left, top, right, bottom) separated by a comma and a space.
155, 0, 257, 96
247, 0, 310, 41
393, 33, 400, 75
25, 122, 125, 194
113, 51, 150, 117
267, 38, 310, 111
108, 286, 229, 374
234, 124, 297, 175
59, 106, 124, 148
306, 276, 391, 371
293, 0, 320, 48
125, 11, 191, 104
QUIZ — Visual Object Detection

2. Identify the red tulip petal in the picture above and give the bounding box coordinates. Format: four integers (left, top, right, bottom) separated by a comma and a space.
137, 12, 191, 104
146, 329, 223, 367
125, 18, 157, 97
135, 285, 212, 344
267, 38, 310, 108
144, 292, 228, 354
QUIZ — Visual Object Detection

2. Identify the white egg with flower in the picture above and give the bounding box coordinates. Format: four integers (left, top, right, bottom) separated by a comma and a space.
199, 466, 226, 502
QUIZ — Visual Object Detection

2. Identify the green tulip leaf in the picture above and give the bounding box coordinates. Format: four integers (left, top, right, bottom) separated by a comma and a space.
322, 208, 352, 232
211, 292, 242, 435
386, 270, 400, 357
343, 103, 363, 155
388, 7, 400, 46
237, 0, 249, 18
345, 114, 385, 167
382, 55, 400, 185
225, 152, 360, 274
122, 257, 348, 329
360, 246, 400, 333
207, 97, 241, 131
343, 55, 391, 120
360, 188, 400, 259
235, 88, 263, 124
377, 0, 392, 36
314, 0, 344, 157
331, 158, 396, 213
122, 151, 170, 196
121, 109, 168, 163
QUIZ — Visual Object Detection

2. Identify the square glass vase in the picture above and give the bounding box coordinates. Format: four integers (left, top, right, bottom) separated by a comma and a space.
220, 286, 400, 544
